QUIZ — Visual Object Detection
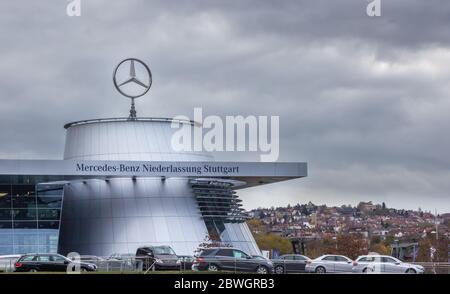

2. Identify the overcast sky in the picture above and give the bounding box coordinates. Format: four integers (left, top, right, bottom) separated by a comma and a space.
0, 0, 449, 212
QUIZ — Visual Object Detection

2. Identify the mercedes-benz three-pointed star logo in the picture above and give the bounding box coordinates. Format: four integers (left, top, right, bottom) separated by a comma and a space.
113, 58, 152, 98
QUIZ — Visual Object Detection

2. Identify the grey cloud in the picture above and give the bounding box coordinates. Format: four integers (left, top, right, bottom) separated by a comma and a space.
0, 0, 449, 212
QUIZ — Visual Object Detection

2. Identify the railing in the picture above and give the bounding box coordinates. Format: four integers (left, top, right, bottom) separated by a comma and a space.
0, 258, 17, 273
89, 258, 143, 272
76, 256, 194, 273
1, 255, 449, 274
413, 262, 450, 274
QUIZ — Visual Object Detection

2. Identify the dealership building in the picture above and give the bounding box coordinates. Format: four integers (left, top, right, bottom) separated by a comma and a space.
0, 60, 307, 257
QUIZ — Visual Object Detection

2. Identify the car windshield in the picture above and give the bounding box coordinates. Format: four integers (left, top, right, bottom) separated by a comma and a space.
153, 247, 176, 255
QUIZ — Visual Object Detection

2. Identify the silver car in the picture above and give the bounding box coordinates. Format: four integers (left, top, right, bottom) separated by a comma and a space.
305, 254, 353, 273
352, 255, 424, 274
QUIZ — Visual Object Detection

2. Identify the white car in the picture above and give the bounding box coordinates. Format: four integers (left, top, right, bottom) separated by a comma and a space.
352, 255, 424, 274
305, 254, 353, 273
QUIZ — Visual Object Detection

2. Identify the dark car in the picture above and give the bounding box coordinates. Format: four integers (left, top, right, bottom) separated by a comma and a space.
192, 248, 274, 274
272, 254, 311, 274
135, 245, 180, 271
14, 253, 97, 272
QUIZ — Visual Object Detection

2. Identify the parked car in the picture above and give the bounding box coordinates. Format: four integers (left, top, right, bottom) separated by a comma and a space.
14, 253, 97, 272
352, 255, 424, 274
178, 255, 194, 271
135, 245, 180, 271
272, 254, 311, 274
0, 255, 21, 272
192, 247, 274, 274
305, 254, 353, 273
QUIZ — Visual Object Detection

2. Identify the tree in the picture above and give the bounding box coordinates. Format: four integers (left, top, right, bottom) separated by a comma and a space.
335, 234, 368, 259
370, 235, 381, 245
417, 236, 449, 262
254, 233, 293, 255
247, 219, 265, 235
383, 235, 395, 246
370, 242, 391, 255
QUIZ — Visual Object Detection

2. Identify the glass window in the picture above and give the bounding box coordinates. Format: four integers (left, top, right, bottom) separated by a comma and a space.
216, 249, 233, 257
323, 256, 335, 261
38, 221, 59, 229
11, 185, 35, 197
0, 247, 13, 255
0, 192, 12, 209
36, 197, 62, 209
0, 234, 13, 244
0, 222, 12, 229
233, 250, 248, 259
37, 255, 51, 262
12, 196, 36, 208
13, 221, 37, 229
38, 233, 59, 246
199, 249, 215, 257
365, 256, 379, 262
20, 255, 36, 262
14, 234, 38, 246
51, 255, 67, 262
282, 255, 294, 260
36, 188, 63, 196
335, 256, 349, 262
37, 209, 60, 220
295, 255, 306, 261
0, 209, 12, 220
153, 247, 176, 255
16, 245, 38, 254
12, 209, 37, 221
382, 257, 397, 263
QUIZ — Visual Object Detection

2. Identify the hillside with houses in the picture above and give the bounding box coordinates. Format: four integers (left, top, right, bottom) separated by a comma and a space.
247, 201, 450, 261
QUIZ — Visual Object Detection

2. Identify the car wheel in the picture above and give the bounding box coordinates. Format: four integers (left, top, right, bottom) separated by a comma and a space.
256, 266, 269, 274
207, 264, 219, 272
80, 268, 88, 272
406, 268, 416, 274
275, 265, 285, 274
28, 268, 38, 272
315, 266, 326, 274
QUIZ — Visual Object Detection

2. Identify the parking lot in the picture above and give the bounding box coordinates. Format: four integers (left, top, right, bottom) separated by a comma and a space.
1, 252, 448, 274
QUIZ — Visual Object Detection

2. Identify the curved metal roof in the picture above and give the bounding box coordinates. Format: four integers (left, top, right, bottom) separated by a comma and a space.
64, 117, 199, 129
